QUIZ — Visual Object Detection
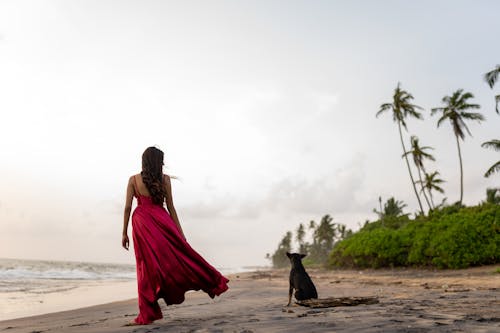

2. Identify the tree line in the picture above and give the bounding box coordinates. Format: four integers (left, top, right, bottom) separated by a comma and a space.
266, 215, 352, 268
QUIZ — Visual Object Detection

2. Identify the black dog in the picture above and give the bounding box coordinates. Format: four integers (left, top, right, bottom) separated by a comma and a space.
286, 252, 318, 306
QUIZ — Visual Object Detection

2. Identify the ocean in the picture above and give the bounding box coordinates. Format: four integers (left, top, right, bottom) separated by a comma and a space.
0, 258, 137, 321
0, 258, 136, 291
0, 258, 265, 321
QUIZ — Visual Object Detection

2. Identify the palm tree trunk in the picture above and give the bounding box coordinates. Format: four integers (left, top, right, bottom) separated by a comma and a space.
417, 167, 432, 212
398, 121, 424, 214
455, 134, 464, 205
429, 190, 435, 210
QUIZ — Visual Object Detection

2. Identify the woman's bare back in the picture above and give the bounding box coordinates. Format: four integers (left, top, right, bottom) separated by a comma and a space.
133, 173, 171, 198
133, 174, 152, 197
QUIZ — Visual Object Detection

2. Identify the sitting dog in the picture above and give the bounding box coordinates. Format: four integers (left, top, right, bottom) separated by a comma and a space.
286, 252, 318, 306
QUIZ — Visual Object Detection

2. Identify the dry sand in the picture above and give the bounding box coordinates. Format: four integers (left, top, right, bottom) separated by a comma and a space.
1, 265, 499, 332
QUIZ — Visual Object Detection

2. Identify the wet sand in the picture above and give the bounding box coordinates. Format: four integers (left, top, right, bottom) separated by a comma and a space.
1, 265, 499, 332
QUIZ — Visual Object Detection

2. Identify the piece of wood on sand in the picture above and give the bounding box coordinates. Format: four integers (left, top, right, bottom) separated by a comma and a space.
296, 296, 379, 308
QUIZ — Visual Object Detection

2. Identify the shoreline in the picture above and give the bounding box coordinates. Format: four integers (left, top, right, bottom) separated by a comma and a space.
0, 280, 137, 322
1, 265, 499, 332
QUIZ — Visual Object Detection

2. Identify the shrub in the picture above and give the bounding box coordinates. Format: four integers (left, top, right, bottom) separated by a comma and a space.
329, 204, 500, 269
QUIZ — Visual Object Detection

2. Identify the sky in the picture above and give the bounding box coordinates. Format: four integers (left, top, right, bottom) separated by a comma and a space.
0, 0, 499, 269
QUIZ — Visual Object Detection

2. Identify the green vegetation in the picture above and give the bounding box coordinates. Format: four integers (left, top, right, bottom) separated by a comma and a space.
329, 203, 499, 269
486, 188, 500, 205
267, 215, 352, 268
373, 196, 408, 220
267, 231, 292, 268
268, 65, 500, 270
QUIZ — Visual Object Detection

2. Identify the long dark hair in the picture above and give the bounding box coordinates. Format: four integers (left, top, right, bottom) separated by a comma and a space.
141, 146, 166, 205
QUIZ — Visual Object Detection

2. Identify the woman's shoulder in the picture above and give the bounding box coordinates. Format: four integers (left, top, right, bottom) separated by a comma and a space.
128, 173, 141, 182
162, 174, 171, 183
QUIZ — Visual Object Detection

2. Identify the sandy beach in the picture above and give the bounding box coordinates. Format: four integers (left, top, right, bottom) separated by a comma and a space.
1, 265, 499, 333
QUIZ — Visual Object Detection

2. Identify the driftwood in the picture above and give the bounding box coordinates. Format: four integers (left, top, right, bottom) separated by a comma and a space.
296, 296, 379, 308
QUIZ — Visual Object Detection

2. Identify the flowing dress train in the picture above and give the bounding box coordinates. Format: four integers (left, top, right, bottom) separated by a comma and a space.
131, 177, 229, 324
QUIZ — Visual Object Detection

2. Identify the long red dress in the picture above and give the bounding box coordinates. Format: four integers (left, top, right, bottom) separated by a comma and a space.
131, 177, 229, 324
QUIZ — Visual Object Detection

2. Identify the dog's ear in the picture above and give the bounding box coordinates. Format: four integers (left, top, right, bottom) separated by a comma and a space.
286, 252, 291, 258
300, 254, 307, 259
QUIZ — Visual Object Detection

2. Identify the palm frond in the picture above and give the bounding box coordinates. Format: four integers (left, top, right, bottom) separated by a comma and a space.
436, 113, 448, 128
484, 161, 500, 178
420, 151, 436, 161
431, 107, 443, 116
457, 94, 468, 106
433, 186, 445, 194
376, 103, 393, 117
458, 91, 474, 102
452, 118, 467, 140
451, 89, 463, 103
427, 171, 445, 182
431, 178, 445, 184
460, 112, 485, 121
406, 108, 423, 120
458, 103, 481, 111
481, 139, 500, 151
420, 146, 436, 159
484, 65, 500, 89
378, 83, 422, 132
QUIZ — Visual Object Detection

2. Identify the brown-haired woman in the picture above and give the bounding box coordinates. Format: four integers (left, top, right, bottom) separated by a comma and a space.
122, 146, 229, 325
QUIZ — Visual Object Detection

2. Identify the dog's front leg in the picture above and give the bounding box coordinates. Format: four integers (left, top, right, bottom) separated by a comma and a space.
287, 286, 293, 306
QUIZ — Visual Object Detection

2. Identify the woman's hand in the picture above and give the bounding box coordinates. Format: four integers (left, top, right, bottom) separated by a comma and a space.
122, 233, 130, 250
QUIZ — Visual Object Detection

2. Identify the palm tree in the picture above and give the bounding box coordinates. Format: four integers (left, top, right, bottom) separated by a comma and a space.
336, 223, 351, 240
271, 231, 292, 268
310, 215, 336, 264
485, 188, 500, 205
484, 65, 500, 114
403, 136, 435, 211
431, 89, 484, 205
418, 171, 445, 209
481, 139, 500, 177
308, 220, 315, 230
377, 83, 424, 214
373, 197, 408, 219
296, 223, 307, 253
313, 215, 336, 251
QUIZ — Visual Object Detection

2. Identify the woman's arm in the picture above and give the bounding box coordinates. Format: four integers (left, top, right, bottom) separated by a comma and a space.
164, 174, 186, 240
122, 176, 135, 250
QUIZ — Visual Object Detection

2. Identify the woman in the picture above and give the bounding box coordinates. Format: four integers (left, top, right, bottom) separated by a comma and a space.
122, 146, 229, 325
